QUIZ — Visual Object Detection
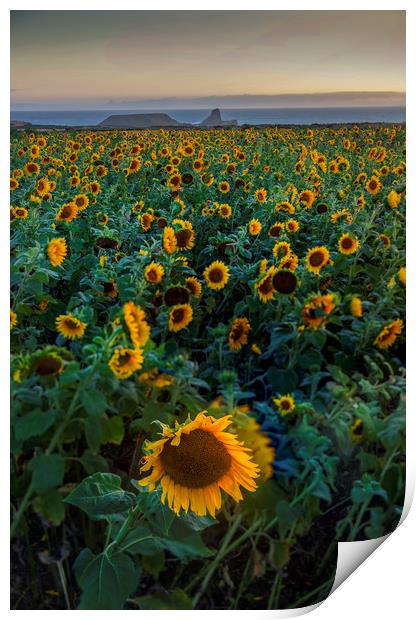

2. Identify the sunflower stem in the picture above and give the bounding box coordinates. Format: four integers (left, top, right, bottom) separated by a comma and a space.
192, 512, 243, 606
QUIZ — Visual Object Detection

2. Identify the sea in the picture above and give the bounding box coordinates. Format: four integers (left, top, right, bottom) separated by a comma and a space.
10, 106, 405, 127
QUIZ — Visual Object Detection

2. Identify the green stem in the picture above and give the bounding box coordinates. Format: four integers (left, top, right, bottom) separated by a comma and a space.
192, 512, 243, 607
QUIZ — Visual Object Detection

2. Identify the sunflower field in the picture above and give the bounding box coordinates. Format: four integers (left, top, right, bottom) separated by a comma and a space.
10, 124, 405, 610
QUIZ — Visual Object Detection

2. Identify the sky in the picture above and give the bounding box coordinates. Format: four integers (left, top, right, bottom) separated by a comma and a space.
10, 10, 406, 109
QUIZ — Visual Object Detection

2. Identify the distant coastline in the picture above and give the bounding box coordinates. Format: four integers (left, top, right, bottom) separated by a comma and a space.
10, 105, 405, 130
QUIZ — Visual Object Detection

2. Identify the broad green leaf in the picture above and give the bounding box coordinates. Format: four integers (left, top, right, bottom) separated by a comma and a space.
33, 489, 65, 525
133, 588, 193, 610
81, 388, 107, 417
74, 548, 140, 609
64, 473, 136, 520
29, 454, 65, 494
84, 417, 103, 453
102, 416, 124, 445
267, 367, 298, 393
15, 409, 55, 441
79, 449, 110, 475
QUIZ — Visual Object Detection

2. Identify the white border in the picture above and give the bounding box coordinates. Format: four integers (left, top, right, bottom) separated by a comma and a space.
3, 2, 414, 617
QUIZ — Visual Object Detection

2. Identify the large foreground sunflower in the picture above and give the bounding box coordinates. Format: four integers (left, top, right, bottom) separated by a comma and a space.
138, 412, 259, 517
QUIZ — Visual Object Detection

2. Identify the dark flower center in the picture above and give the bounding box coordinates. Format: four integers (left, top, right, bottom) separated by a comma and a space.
309, 251, 324, 267
273, 271, 297, 294
164, 287, 190, 306
209, 268, 224, 283
175, 229, 193, 247
160, 428, 232, 488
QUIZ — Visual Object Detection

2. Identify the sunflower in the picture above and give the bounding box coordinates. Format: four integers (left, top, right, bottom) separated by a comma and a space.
255, 188, 267, 203
338, 234, 358, 255
163, 226, 178, 254
299, 189, 315, 209
100, 280, 118, 298
97, 213, 108, 226
218, 203, 232, 219
272, 241, 291, 259
185, 276, 202, 298
47, 238, 67, 267
255, 267, 276, 303
164, 287, 190, 306
366, 176, 382, 195
73, 193, 89, 211
350, 419, 364, 443
175, 227, 195, 251
140, 212, 154, 231
276, 201, 295, 215
273, 394, 295, 416
398, 267, 406, 286
374, 319, 403, 349
168, 304, 193, 332
168, 173, 182, 191
55, 314, 87, 340
56, 202, 78, 222
203, 261, 230, 290
272, 270, 298, 295
387, 190, 401, 209
286, 219, 299, 233
228, 317, 251, 351
379, 233, 391, 248
233, 413, 274, 481
144, 261, 164, 284
89, 181, 101, 195
268, 222, 285, 238
138, 411, 259, 517
30, 351, 64, 377
36, 178, 50, 196
109, 347, 144, 379
301, 294, 336, 329
10, 310, 17, 330
24, 161, 40, 176
14, 207, 28, 219
138, 368, 173, 389
218, 181, 230, 194
248, 219, 262, 235
10, 178, 19, 190
123, 301, 150, 348
350, 297, 363, 317
305, 246, 330, 275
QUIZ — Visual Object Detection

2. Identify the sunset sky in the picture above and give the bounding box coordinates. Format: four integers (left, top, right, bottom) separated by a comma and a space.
10, 10, 405, 109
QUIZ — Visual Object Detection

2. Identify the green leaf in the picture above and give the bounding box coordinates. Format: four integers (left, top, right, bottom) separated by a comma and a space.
269, 541, 290, 569
133, 589, 193, 610
79, 450, 110, 475
33, 489, 65, 525
15, 409, 55, 441
64, 473, 136, 520
160, 520, 214, 561
81, 389, 107, 417
84, 417, 103, 453
180, 512, 218, 531
29, 454, 65, 494
102, 416, 124, 445
141, 551, 165, 576
275, 500, 303, 538
74, 548, 140, 610
267, 368, 298, 393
